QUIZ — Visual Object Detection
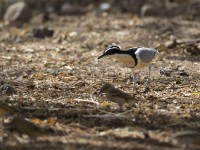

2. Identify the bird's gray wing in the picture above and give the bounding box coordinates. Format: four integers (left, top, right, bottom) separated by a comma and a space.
137, 48, 158, 63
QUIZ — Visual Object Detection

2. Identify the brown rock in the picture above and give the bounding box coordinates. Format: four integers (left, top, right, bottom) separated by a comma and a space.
60, 3, 86, 15
165, 36, 177, 49
3, 1, 32, 24
185, 43, 200, 55
141, 4, 159, 17
32, 27, 54, 39
0, 84, 17, 95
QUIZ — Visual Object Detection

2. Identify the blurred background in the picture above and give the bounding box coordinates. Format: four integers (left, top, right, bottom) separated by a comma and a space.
1, 0, 200, 20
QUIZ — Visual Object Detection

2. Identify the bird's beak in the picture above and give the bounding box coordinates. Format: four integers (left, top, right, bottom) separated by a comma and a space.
98, 54, 105, 59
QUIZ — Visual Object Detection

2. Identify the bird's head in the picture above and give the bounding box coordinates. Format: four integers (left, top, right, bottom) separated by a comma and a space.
98, 45, 121, 59
98, 83, 113, 94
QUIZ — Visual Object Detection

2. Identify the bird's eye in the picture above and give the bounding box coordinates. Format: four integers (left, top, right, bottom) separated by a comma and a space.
109, 45, 120, 49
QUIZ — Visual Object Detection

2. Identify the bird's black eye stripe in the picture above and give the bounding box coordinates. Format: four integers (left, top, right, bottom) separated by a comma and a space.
103, 49, 112, 54
106, 45, 121, 50
103, 45, 120, 54
109, 45, 120, 49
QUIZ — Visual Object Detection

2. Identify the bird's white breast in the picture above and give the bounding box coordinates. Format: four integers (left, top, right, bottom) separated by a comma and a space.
114, 54, 147, 69
113, 54, 136, 68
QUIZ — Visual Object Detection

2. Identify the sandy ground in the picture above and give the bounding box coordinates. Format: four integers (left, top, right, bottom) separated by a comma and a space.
0, 4, 200, 150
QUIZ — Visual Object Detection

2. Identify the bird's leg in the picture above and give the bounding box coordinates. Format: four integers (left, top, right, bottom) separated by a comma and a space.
146, 65, 151, 87
132, 69, 137, 84
132, 69, 137, 94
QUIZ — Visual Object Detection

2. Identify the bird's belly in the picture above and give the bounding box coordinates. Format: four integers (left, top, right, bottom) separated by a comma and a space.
134, 61, 147, 69
114, 55, 135, 68
114, 55, 147, 69
106, 94, 126, 105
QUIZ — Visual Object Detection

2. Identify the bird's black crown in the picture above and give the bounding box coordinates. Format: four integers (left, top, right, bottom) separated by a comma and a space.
98, 45, 121, 59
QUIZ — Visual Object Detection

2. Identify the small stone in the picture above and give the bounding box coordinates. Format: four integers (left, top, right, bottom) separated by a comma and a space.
60, 3, 85, 15
160, 68, 172, 76
120, 0, 145, 13
141, 4, 159, 17
185, 43, 200, 55
49, 69, 57, 76
179, 71, 189, 76
0, 84, 17, 95
32, 27, 54, 39
99, 3, 111, 12
69, 31, 78, 37
3, 1, 32, 25
61, 3, 74, 14
176, 77, 181, 84
165, 36, 177, 49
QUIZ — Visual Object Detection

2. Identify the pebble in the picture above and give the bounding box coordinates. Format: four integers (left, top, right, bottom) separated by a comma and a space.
141, 4, 159, 17
32, 27, 54, 39
185, 43, 200, 55
0, 84, 17, 95
165, 36, 177, 49
99, 3, 111, 12
60, 3, 85, 15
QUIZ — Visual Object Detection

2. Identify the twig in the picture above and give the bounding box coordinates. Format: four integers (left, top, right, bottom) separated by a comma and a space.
73, 98, 100, 105
116, 107, 135, 115
83, 114, 129, 119
177, 38, 200, 45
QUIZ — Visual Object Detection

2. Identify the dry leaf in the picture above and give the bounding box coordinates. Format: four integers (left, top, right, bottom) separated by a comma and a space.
100, 101, 110, 107
46, 117, 56, 126
31, 118, 43, 124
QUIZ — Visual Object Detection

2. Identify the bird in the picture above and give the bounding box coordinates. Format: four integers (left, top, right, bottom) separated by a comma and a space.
98, 83, 134, 110
98, 45, 158, 86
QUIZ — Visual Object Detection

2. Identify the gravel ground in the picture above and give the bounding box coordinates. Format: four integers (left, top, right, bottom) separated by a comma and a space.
0, 1, 200, 149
